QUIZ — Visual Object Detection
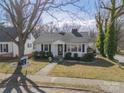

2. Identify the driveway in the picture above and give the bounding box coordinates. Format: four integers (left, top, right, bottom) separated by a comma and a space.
114, 55, 124, 63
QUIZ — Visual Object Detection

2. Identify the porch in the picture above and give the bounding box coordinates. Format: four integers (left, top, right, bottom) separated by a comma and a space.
35, 40, 88, 57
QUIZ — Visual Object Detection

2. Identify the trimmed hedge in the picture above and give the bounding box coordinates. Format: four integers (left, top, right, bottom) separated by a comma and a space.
33, 51, 53, 60
73, 53, 79, 60
64, 52, 72, 60
64, 52, 95, 62
81, 53, 95, 62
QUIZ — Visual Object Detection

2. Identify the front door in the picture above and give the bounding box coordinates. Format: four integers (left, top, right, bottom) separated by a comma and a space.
58, 44, 63, 56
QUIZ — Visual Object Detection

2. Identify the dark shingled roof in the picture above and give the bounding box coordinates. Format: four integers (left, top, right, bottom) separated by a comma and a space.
34, 32, 90, 44
0, 27, 17, 42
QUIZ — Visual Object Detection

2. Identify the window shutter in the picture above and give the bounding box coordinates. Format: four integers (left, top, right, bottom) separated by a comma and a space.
82, 44, 85, 52
65, 44, 67, 52
0, 44, 2, 52
6, 44, 8, 52
49, 44, 51, 52
41, 44, 43, 51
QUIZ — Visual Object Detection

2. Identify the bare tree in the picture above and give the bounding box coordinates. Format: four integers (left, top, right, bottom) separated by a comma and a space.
0, 0, 81, 62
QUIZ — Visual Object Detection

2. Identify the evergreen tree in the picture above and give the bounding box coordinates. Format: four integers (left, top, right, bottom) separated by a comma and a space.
104, 0, 116, 59
102, 0, 124, 59
96, 12, 105, 57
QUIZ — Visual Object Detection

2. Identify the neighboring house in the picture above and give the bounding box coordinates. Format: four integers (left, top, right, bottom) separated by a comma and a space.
34, 29, 92, 57
0, 27, 35, 57
118, 26, 124, 50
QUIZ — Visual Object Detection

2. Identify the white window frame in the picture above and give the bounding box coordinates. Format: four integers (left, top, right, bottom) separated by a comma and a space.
27, 43, 32, 48
0, 44, 8, 53
71, 44, 77, 52
44, 44, 49, 51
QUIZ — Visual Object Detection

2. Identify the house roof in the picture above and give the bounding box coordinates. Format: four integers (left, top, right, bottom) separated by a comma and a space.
34, 32, 90, 44
0, 27, 17, 42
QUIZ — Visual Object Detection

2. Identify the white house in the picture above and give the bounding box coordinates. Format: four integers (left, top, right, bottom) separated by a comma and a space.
34, 29, 92, 57
0, 27, 35, 57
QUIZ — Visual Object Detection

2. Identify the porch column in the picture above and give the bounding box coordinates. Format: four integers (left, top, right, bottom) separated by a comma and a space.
63, 44, 65, 57
85, 44, 87, 53
70, 43, 71, 52
81, 43, 82, 52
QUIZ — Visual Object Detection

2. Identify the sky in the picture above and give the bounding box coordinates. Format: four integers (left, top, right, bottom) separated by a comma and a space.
41, 0, 97, 30
0, 0, 97, 29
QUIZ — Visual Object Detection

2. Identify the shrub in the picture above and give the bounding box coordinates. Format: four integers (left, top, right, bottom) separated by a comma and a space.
33, 51, 53, 60
33, 51, 40, 59
40, 51, 46, 58
81, 53, 95, 62
46, 52, 53, 58
64, 52, 72, 60
73, 53, 79, 60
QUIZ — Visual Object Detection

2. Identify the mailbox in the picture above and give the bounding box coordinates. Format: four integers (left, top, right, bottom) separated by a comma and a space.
19, 56, 28, 67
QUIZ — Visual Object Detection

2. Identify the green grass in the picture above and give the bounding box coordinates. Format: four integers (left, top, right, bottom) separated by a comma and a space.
0, 59, 49, 75
50, 56, 124, 82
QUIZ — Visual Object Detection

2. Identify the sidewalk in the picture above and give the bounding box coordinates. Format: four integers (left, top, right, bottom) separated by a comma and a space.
36, 63, 57, 76
0, 73, 124, 93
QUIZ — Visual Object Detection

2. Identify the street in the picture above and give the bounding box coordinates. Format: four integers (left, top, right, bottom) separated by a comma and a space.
115, 55, 124, 63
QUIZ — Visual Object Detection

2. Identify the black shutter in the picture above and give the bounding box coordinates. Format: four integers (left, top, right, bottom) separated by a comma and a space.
49, 44, 51, 52
82, 44, 85, 52
41, 44, 43, 51
6, 44, 8, 52
0, 44, 2, 52
65, 44, 67, 52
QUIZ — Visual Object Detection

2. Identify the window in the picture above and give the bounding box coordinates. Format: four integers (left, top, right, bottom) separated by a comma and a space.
78, 45, 81, 52
44, 44, 48, 51
67, 45, 70, 52
71, 45, 77, 52
0, 44, 8, 52
27, 43, 32, 48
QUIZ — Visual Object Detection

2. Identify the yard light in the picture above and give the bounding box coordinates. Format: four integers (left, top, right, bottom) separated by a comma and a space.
49, 57, 52, 63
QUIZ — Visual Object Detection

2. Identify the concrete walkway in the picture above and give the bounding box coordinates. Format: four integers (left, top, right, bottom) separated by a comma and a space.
36, 63, 57, 76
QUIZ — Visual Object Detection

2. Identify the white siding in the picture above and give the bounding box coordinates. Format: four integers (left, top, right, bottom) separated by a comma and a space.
34, 44, 41, 51
24, 34, 35, 55
0, 42, 13, 55
1, 34, 35, 57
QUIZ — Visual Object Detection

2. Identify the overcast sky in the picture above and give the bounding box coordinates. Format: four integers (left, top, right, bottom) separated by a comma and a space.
41, 0, 97, 29
0, 0, 97, 29
42, 0, 96, 22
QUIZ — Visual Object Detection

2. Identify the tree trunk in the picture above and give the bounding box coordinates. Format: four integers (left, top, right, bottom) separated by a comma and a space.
18, 38, 25, 64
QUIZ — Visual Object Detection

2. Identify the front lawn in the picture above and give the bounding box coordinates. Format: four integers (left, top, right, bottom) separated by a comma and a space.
0, 59, 49, 75
50, 56, 124, 82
